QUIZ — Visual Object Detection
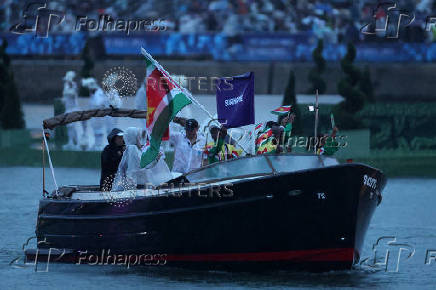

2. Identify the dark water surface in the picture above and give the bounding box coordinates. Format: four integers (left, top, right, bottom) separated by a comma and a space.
1, 167, 435, 289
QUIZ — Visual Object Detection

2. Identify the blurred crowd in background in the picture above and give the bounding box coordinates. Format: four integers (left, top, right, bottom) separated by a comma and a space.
1, 0, 436, 43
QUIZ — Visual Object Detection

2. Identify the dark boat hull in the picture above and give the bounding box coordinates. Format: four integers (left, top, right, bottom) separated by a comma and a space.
28, 163, 385, 271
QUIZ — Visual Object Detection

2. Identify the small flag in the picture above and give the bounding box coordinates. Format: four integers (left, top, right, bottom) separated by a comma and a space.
249, 123, 264, 138
203, 142, 215, 155
255, 128, 273, 145
271, 105, 292, 116
330, 113, 335, 129
256, 136, 276, 155
255, 122, 263, 130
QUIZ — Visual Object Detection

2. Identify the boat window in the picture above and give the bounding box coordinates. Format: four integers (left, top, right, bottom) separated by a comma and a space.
266, 154, 333, 173
185, 155, 273, 183
266, 154, 319, 173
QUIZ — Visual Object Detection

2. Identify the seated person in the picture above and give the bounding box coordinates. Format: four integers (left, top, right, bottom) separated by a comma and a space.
256, 124, 284, 155
100, 128, 124, 191
205, 126, 242, 164
112, 127, 172, 191
141, 133, 173, 186
210, 125, 237, 145
256, 113, 296, 154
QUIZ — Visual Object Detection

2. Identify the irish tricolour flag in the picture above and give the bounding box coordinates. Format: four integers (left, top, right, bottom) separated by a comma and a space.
140, 52, 192, 168
270, 105, 292, 116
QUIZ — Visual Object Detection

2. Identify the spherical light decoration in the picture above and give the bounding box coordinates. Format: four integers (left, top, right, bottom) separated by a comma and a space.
102, 66, 138, 98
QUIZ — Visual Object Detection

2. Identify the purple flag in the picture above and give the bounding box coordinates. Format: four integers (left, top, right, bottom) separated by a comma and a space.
216, 72, 254, 128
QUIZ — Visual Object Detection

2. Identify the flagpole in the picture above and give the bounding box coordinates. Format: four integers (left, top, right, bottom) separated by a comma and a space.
141, 47, 249, 154
314, 89, 319, 154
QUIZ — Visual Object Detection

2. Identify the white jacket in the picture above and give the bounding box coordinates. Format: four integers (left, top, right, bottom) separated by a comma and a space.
112, 127, 172, 191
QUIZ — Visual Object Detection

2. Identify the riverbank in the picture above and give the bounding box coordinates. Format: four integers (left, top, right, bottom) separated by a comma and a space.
1, 148, 435, 178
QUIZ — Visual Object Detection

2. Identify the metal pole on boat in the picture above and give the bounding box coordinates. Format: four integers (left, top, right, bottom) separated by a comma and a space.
42, 128, 59, 193
42, 137, 45, 196
314, 89, 319, 154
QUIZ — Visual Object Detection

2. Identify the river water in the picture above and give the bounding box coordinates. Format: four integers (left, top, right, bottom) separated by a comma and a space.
0, 167, 435, 289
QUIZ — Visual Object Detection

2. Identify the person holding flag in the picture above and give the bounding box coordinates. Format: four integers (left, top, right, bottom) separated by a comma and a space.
271, 105, 295, 152
255, 105, 295, 154
140, 49, 252, 174
139, 51, 193, 172
256, 123, 284, 155
205, 126, 242, 164
255, 122, 274, 154
169, 117, 207, 174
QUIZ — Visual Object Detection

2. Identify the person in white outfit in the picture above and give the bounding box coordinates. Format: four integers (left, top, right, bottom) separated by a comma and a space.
62, 71, 80, 150
112, 127, 172, 191
82, 78, 106, 150
134, 79, 147, 131
170, 117, 207, 174
134, 78, 147, 111
82, 77, 122, 150
141, 131, 173, 186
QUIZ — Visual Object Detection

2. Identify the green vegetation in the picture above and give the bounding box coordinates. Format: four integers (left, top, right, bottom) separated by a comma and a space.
346, 151, 436, 178
298, 102, 436, 151
307, 39, 326, 94
281, 70, 303, 135
358, 102, 436, 150
334, 43, 374, 129
297, 104, 334, 136
53, 98, 68, 149
78, 39, 94, 97
0, 39, 25, 129
359, 65, 375, 103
